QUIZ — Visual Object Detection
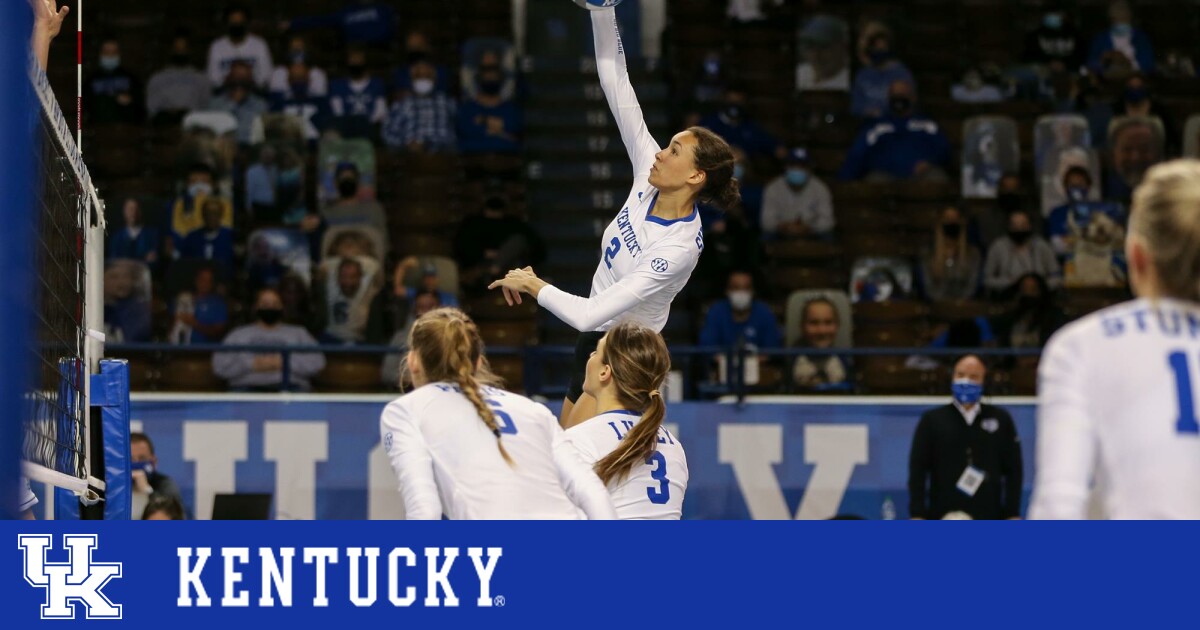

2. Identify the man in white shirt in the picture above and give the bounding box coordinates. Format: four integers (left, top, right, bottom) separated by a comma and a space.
761, 148, 835, 239
206, 4, 273, 89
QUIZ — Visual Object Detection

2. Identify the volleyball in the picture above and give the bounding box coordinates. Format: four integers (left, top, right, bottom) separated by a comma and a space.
572, 0, 624, 10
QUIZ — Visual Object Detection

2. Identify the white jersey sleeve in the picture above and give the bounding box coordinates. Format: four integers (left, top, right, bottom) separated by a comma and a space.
1029, 324, 1097, 520
552, 430, 617, 520
19, 475, 37, 513
380, 399, 442, 520
537, 243, 695, 331
591, 8, 659, 180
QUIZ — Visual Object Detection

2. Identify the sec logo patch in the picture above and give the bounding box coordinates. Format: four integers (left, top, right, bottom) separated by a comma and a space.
651, 258, 669, 273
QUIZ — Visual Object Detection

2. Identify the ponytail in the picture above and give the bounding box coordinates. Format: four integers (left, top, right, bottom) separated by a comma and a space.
687, 125, 741, 212
445, 319, 514, 467
594, 390, 666, 485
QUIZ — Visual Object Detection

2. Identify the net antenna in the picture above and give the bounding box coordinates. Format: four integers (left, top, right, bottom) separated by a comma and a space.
22, 21, 106, 509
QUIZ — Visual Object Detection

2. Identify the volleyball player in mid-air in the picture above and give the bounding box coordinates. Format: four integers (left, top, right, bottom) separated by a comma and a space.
1031, 160, 1200, 519
379, 308, 615, 519
488, 5, 739, 427
555, 322, 688, 519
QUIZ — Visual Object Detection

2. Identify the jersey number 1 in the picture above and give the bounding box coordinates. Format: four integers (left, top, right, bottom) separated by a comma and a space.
1168, 351, 1199, 434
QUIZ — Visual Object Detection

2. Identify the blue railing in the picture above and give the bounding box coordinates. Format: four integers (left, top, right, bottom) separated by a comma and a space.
106, 343, 1043, 399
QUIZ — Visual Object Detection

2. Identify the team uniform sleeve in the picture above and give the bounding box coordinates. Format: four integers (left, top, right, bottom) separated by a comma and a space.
537, 245, 694, 331
1029, 327, 1096, 520
552, 428, 618, 520
590, 8, 660, 179
380, 399, 443, 520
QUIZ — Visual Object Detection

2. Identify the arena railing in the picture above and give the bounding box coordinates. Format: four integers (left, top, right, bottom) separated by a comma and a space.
107, 343, 1043, 400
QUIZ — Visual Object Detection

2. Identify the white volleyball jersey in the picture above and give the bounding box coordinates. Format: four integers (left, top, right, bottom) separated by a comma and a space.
1030, 298, 1200, 519
536, 8, 703, 334
380, 382, 615, 520
558, 410, 688, 519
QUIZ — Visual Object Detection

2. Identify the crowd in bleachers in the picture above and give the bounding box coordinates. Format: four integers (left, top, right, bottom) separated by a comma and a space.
80, 0, 1200, 396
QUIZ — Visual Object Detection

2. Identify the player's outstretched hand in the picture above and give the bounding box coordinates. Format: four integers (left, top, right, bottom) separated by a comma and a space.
31, 0, 69, 39
488, 267, 547, 306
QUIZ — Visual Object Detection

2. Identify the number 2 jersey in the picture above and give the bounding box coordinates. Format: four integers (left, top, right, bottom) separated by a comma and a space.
380, 382, 616, 520
535, 8, 703, 334
557, 410, 688, 519
1030, 298, 1200, 519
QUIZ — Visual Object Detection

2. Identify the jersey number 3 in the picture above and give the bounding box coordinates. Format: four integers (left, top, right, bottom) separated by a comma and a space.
603, 237, 620, 269
1168, 352, 1200, 434
646, 452, 670, 504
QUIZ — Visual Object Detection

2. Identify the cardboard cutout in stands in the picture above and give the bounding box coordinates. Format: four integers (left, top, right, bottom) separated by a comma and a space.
321, 225, 385, 263
1185, 115, 1200, 158
103, 259, 153, 343
785, 290, 853, 347
1042, 147, 1102, 217
250, 114, 308, 224
461, 37, 517, 101
1061, 200, 1128, 288
961, 116, 1019, 198
1106, 115, 1165, 202
398, 255, 461, 296
849, 257, 913, 303
245, 228, 313, 289
796, 15, 850, 92
1035, 115, 1098, 215
318, 137, 376, 206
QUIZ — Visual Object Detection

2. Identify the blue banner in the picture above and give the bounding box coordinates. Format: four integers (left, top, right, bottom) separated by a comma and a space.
3, 520, 1196, 628
33, 395, 1039, 521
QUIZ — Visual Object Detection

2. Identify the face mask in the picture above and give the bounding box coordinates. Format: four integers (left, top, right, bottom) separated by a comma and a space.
337, 179, 358, 199
229, 24, 247, 40
1112, 23, 1132, 37
951, 378, 984, 405
1125, 86, 1148, 104
1067, 186, 1089, 202
348, 64, 367, 78
998, 192, 1022, 212
171, 53, 189, 66
704, 60, 720, 76
889, 96, 911, 115
1043, 13, 1063, 29
100, 55, 120, 71
728, 290, 753, 311
188, 183, 213, 199
412, 78, 435, 95
131, 460, 155, 476
407, 51, 429, 65
290, 82, 309, 97
289, 50, 308, 65
941, 223, 962, 239
732, 163, 746, 180
785, 168, 809, 187
1009, 229, 1033, 245
868, 49, 891, 66
478, 79, 503, 95
257, 308, 283, 325
1018, 295, 1042, 311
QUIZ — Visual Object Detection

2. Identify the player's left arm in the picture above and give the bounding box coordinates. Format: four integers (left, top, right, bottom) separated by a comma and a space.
1028, 327, 1096, 520
380, 400, 442, 520
489, 244, 695, 331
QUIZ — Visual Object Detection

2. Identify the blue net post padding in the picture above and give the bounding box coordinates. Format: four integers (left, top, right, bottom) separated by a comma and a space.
54, 360, 131, 520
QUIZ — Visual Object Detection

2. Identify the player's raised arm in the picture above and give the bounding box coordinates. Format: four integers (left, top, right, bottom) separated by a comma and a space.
590, 7, 659, 178
1029, 328, 1096, 520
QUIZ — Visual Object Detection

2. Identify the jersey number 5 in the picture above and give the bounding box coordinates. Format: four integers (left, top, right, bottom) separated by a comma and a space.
646, 452, 670, 504
603, 237, 620, 269
485, 399, 518, 435
1168, 352, 1199, 434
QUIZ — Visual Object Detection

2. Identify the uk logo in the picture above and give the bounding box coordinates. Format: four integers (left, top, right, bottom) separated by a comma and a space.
18, 534, 123, 620
651, 258, 669, 273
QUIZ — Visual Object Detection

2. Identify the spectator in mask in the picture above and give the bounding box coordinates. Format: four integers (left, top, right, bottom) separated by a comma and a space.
1046, 166, 1099, 257
908, 355, 1022, 520
839, 80, 950, 182
179, 197, 236, 268
329, 47, 387, 138
282, 0, 395, 47
206, 3, 273, 88
320, 162, 387, 237
1112, 74, 1177, 156
1087, 0, 1155, 77
270, 59, 332, 142
170, 267, 229, 344
167, 163, 233, 253
1106, 116, 1165, 203
453, 193, 546, 291
268, 35, 329, 98
984, 209, 1062, 296
213, 288, 326, 391
130, 432, 185, 520
792, 297, 849, 392
693, 50, 728, 105
382, 58, 457, 153
1015, 3, 1085, 99
850, 27, 915, 119
761, 147, 834, 240
146, 30, 210, 122
922, 206, 981, 301
457, 61, 521, 154
699, 270, 781, 350
391, 30, 450, 96
992, 273, 1065, 349
209, 61, 269, 145
698, 84, 785, 161
87, 36, 143, 124
108, 198, 160, 269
